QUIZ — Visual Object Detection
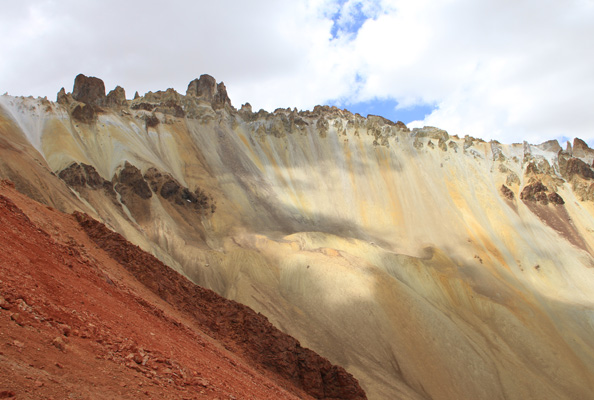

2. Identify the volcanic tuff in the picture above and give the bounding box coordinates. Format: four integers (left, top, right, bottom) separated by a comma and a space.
1, 74, 594, 399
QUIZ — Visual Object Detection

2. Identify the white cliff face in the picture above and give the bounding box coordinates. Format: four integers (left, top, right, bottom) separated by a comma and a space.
2, 85, 594, 400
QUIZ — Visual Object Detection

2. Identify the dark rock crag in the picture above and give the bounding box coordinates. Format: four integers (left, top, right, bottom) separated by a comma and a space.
72, 74, 107, 106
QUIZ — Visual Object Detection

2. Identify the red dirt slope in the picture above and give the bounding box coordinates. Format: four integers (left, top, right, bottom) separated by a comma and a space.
0, 180, 366, 400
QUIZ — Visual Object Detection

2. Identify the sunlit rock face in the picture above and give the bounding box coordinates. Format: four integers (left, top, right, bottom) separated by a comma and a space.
2, 75, 594, 400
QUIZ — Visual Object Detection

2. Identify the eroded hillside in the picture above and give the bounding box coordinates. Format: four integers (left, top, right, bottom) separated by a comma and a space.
0, 180, 364, 399
1, 74, 594, 399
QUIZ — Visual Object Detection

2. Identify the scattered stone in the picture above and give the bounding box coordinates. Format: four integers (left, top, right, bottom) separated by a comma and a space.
0, 296, 9, 309
52, 336, 67, 351
10, 313, 26, 326
0, 390, 16, 398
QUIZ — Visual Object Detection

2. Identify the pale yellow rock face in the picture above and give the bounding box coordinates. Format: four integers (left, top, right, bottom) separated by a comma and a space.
2, 94, 594, 400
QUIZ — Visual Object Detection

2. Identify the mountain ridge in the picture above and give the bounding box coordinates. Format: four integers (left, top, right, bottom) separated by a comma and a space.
2, 74, 594, 399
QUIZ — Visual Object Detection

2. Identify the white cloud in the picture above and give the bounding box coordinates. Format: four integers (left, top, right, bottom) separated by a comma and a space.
0, 0, 593, 144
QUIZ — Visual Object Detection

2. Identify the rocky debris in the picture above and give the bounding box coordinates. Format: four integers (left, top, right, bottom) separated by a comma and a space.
51, 336, 67, 351
72, 74, 106, 106
0, 295, 9, 309
106, 86, 127, 107
114, 162, 152, 200
500, 185, 515, 200
186, 74, 232, 110
74, 212, 367, 399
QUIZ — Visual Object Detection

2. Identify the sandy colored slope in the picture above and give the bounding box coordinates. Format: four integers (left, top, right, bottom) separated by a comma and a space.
1, 94, 594, 399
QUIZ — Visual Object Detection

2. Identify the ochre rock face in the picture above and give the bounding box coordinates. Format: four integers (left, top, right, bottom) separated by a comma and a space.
1, 75, 594, 400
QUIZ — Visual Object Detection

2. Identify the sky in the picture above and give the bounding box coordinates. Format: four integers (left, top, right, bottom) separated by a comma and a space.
1, 0, 593, 145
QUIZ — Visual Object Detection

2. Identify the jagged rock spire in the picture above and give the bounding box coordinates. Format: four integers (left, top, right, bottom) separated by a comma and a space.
186, 74, 231, 109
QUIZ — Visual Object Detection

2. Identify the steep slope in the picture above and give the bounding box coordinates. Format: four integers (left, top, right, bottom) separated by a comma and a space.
0, 180, 364, 399
1, 74, 594, 399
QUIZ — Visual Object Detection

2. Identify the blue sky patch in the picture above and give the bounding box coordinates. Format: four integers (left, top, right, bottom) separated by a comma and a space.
329, 98, 436, 124
329, 1, 375, 39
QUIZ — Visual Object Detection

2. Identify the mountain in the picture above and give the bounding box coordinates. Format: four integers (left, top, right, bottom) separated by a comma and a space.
1, 73, 594, 399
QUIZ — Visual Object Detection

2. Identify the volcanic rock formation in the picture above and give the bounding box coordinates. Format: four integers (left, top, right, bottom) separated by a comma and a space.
1, 74, 594, 400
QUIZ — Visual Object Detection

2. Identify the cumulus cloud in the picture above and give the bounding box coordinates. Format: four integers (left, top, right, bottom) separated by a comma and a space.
0, 0, 593, 144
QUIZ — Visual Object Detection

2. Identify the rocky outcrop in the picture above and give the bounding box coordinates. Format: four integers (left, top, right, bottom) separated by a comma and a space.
74, 212, 367, 399
535, 139, 562, 153
114, 162, 152, 200
72, 74, 106, 106
520, 181, 564, 205
144, 167, 215, 214
548, 192, 565, 205
520, 181, 549, 204
56, 87, 73, 105
500, 184, 515, 200
572, 138, 594, 158
70, 103, 96, 123
559, 156, 594, 181
106, 86, 127, 107
186, 74, 232, 109
58, 163, 114, 193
